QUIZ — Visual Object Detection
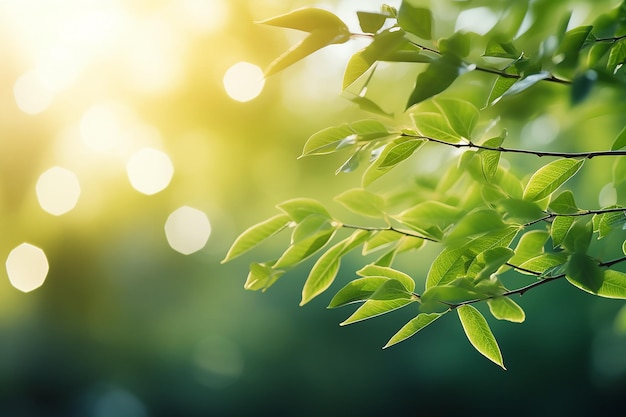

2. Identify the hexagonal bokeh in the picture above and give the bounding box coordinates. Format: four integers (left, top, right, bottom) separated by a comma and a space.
36, 166, 81, 216
6, 243, 49, 292
164, 206, 211, 255
126, 147, 174, 195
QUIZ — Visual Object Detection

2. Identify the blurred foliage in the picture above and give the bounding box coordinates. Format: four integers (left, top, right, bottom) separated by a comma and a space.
2, 0, 626, 416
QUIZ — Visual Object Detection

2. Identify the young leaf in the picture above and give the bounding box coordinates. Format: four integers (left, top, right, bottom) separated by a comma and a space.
592, 208, 626, 239
517, 253, 568, 276
433, 97, 480, 140
508, 230, 549, 266
277, 198, 331, 222
357, 11, 387, 34
384, 313, 444, 348
483, 39, 519, 59
300, 230, 370, 305
222, 214, 291, 262
274, 216, 337, 268
393, 201, 460, 236
328, 277, 388, 308
245, 262, 285, 292
340, 280, 414, 325
301, 124, 356, 156
363, 230, 402, 254
457, 305, 506, 369
607, 39, 626, 74
487, 297, 525, 323
362, 138, 426, 186
335, 188, 386, 218
523, 159, 584, 202
259, 8, 351, 76
398, 4, 433, 40
479, 135, 505, 181
412, 112, 462, 143
551, 216, 575, 248
548, 190, 579, 214
613, 155, 626, 185
501, 71, 551, 99
357, 264, 415, 292
488, 68, 518, 105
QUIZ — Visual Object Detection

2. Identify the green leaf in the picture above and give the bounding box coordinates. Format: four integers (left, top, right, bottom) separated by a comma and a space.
384, 313, 444, 348
244, 262, 285, 292
551, 216, 575, 248
457, 305, 505, 369
357, 11, 387, 34
561, 218, 592, 253
222, 214, 291, 262
488, 68, 518, 105
406, 55, 467, 108
592, 208, 626, 239
277, 198, 331, 222
566, 252, 604, 293
378, 138, 426, 168
301, 124, 356, 156
398, 4, 433, 40
300, 230, 370, 305
357, 264, 415, 292
259, 8, 351, 76
412, 112, 462, 143
362, 139, 426, 186
274, 216, 337, 268
438, 31, 471, 58
335, 188, 386, 218
433, 98, 480, 140
393, 201, 459, 238
548, 190, 579, 214
523, 159, 584, 202
362, 230, 402, 254
496, 198, 545, 224
341, 296, 414, 325
483, 39, 519, 59
367, 278, 414, 301
328, 277, 388, 308
467, 247, 514, 282
554, 26, 593, 75
444, 209, 506, 245
427, 227, 519, 288
509, 230, 549, 266
611, 125, 626, 151
350, 119, 391, 140
516, 253, 568, 276
608, 39, 626, 73
487, 297, 525, 323
502, 71, 551, 99
596, 270, 626, 299
480, 135, 505, 181
420, 282, 481, 312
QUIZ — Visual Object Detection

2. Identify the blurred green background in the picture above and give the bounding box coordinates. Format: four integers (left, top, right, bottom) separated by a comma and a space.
1, 0, 626, 416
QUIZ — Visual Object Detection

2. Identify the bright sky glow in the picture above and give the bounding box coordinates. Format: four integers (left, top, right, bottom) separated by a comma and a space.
36, 166, 81, 215
165, 206, 211, 255
80, 102, 133, 153
455, 7, 500, 35
126, 148, 174, 195
223, 62, 265, 102
6, 243, 49, 293
13, 71, 54, 114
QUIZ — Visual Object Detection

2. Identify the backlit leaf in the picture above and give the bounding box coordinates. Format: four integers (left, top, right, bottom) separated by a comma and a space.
357, 264, 415, 292
384, 313, 444, 348
523, 159, 584, 202
357, 11, 387, 34
487, 297, 525, 323
457, 305, 505, 369
517, 253, 568, 276
551, 216, 575, 248
611, 125, 626, 151
548, 190, 579, 214
412, 112, 462, 143
245, 262, 285, 292
301, 124, 356, 156
328, 277, 388, 308
335, 188, 386, 218
483, 39, 519, 59
596, 270, 626, 299
277, 198, 331, 222
222, 214, 291, 262
362, 230, 403, 254
259, 8, 351, 76
341, 297, 413, 325
433, 98, 480, 140
300, 230, 370, 305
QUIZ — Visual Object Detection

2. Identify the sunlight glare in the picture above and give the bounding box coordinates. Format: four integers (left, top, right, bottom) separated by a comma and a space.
126, 148, 174, 195
223, 62, 265, 102
165, 206, 211, 255
80, 102, 132, 153
13, 71, 54, 115
6, 243, 49, 293
455, 7, 500, 35
36, 166, 81, 216
179, 0, 229, 33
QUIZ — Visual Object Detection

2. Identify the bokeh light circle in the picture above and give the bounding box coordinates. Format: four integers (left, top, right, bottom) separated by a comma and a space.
126, 148, 174, 195
6, 243, 49, 293
165, 206, 211, 254
36, 166, 81, 216
223, 62, 265, 102
13, 71, 54, 114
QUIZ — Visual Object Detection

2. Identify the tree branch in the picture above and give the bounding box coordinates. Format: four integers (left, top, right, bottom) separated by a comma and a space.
341, 224, 438, 242
402, 133, 626, 159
